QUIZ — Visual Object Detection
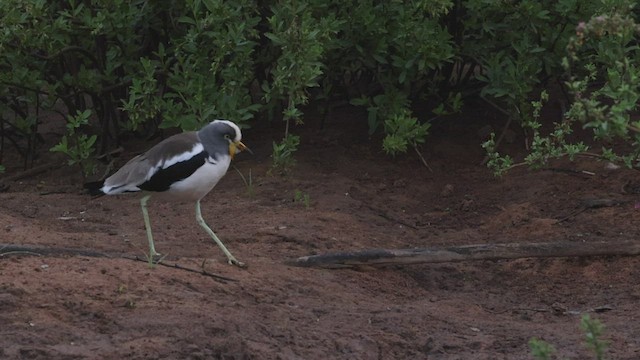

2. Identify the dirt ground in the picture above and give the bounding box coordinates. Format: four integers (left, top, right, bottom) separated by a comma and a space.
1, 104, 640, 359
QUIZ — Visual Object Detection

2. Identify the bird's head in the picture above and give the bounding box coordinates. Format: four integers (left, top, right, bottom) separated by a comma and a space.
199, 120, 251, 159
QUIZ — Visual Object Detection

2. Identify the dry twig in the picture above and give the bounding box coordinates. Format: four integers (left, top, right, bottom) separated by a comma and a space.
0, 243, 237, 281
129, 255, 238, 282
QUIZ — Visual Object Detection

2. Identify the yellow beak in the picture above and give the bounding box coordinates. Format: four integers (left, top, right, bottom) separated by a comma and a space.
229, 141, 251, 159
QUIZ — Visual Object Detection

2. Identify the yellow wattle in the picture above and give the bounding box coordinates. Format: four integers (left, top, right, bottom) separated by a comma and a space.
228, 143, 236, 159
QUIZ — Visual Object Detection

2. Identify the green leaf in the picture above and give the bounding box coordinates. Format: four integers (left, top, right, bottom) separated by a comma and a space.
177, 16, 196, 25
202, 0, 217, 13
50, 136, 69, 153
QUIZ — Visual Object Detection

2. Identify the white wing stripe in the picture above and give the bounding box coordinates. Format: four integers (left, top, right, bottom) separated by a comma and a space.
143, 142, 205, 181
162, 143, 204, 169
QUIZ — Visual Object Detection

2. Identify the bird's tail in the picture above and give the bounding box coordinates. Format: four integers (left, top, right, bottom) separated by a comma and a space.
84, 180, 105, 197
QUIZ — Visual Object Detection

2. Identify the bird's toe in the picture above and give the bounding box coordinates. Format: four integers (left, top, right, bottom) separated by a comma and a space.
229, 258, 247, 268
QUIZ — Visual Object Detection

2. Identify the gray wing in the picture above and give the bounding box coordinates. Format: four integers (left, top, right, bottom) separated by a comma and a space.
102, 132, 200, 194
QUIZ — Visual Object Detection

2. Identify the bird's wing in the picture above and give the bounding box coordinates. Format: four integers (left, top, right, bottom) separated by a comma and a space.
138, 151, 207, 192
103, 132, 203, 194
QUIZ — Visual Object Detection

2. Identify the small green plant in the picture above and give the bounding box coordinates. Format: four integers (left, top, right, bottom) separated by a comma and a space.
382, 109, 433, 171
382, 110, 431, 156
0, 165, 5, 174
351, 89, 412, 136
234, 166, 254, 197
529, 314, 608, 360
483, 90, 591, 176
50, 109, 97, 177
482, 133, 515, 177
270, 134, 300, 175
124, 299, 136, 309
293, 189, 310, 208
529, 337, 556, 360
581, 314, 608, 360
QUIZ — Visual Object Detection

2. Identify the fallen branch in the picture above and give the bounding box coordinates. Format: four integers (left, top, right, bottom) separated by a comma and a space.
286, 241, 640, 269
0, 162, 66, 192
0, 161, 64, 182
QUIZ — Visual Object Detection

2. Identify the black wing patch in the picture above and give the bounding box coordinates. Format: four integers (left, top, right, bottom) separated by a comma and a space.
138, 151, 207, 192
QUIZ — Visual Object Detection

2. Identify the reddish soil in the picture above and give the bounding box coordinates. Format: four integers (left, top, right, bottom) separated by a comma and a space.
1, 105, 640, 359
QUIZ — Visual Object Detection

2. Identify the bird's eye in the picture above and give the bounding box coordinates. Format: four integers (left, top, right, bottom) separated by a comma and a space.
224, 134, 230, 140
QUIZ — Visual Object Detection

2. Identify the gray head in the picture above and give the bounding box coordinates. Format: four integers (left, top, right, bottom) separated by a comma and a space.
197, 120, 247, 159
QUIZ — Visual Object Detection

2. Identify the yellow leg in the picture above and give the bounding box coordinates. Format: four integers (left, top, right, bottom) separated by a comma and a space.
140, 195, 160, 258
195, 200, 245, 267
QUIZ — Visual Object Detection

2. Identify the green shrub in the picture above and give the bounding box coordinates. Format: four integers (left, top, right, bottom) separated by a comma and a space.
124, 0, 261, 132
334, 0, 455, 147
462, 0, 601, 125
262, 0, 340, 127
0, 0, 475, 174
1, 0, 639, 177
484, 1, 640, 175
0, 0, 160, 161
564, 9, 640, 167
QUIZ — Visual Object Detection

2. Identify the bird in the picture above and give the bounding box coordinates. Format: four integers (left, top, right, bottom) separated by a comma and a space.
85, 120, 249, 267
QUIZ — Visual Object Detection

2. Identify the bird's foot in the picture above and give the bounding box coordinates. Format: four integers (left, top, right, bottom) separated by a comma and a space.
228, 257, 247, 268
146, 252, 166, 267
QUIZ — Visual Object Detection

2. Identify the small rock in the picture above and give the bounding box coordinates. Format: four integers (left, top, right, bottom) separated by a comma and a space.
551, 302, 568, 315
460, 199, 474, 212
440, 184, 454, 197
604, 162, 620, 170
422, 337, 436, 354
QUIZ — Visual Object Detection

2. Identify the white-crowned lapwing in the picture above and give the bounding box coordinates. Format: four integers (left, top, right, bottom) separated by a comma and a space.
85, 120, 249, 267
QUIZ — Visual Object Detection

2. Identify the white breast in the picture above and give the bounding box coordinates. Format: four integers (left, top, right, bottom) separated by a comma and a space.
165, 155, 231, 201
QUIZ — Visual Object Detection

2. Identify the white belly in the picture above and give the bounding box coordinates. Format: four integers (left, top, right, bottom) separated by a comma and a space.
164, 155, 231, 201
